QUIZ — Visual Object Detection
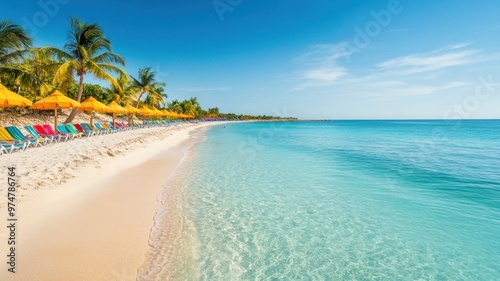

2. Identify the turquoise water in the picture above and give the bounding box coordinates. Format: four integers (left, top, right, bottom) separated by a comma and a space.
147, 121, 500, 280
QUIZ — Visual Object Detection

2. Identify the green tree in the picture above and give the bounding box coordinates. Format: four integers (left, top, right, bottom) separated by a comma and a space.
144, 84, 167, 108
0, 48, 61, 102
106, 73, 135, 105
167, 99, 182, 113
0, 20, 31, 66
207, 107, 220, 117
130, 67, 166, 108
67, 83, 113, 104
180, 99, 195, 115
45, 17, 125, 123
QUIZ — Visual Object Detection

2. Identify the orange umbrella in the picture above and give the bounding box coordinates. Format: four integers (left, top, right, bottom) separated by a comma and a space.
123, 103, 139, 126
106, 101, 127, 128
0, 83, 33, 107
79, 97, 110, 127
31, 90, 80, 132
166, 110, 180, 119
150, 107, 163, 118
161, 110, 171, 118
137, 106, 154, 125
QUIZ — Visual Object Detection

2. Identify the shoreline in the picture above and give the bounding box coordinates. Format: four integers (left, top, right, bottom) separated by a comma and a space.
0, 122, 221, 280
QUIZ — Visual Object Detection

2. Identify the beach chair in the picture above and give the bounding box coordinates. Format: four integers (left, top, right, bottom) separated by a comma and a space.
32, 125, 66, 142
0, 128, 30, 150
107, 122, 120, 131
24, 125, 56, 143
0, 143, 26, 154
65, 124, 91, 137
114, 122, 126, 130
57, 124, 81, 139
42, 124, 72, 141
100, 123, 119, 133
93, 123, 108, 134
4, 126, 43, 147
89, 123, 104, 134
120, 122, 130, 130
133, 121, 143, 128
74, 123, 96, 136
80, 123, 100, 136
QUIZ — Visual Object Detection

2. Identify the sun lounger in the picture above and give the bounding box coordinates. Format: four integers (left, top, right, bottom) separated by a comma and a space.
93, 123, 106, 134
31, 125, 65, 142
117, 122, 126, 130
107, 122, 120, 130
80, 123, 100, 136
100, 123, 119, 133
57, 124, 81, 140
113, 122, 124, 130
24, 125, 56, 143
65, 124, 91, 137
73, 123, 96, 136
42, 124, 71, 142
0, 143, 26, 155
0, 127, 31, 149
4, 126, 43, 147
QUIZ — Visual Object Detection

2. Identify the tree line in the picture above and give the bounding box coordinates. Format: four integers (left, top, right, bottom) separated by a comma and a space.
0, 18, 295, 121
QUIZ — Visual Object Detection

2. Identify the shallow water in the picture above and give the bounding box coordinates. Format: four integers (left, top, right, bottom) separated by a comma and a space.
145, 120, 500, 280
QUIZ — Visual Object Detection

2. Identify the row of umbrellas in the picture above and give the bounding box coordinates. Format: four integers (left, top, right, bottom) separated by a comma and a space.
1, 83, 194, 132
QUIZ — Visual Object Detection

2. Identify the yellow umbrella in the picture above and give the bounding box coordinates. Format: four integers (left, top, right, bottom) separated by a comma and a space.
106, 101, 127, 128
31, 90, 80, 133
0, 83, 33, 107
137, 106, 154, 125
161, 110, 171, 118
174, 112, 183, 119
150, 107, 163, 118
124, 103, 138, 114
123, 103, 139, 126
79, 97, 110, 128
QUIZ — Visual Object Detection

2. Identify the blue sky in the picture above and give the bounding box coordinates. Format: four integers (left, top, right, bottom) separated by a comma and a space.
1, 0, 500, 119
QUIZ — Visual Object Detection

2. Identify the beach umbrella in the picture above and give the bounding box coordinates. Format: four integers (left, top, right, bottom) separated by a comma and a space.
137, 106, 154, 125
171, 111, 182, 120
31, 90, 80, 133
106, 101, 127, 128
161, 110, 172, 119
0, 83, 33, 108
79, 97, 110, 128
123, 103, 139, 126
150, 107, 163, 119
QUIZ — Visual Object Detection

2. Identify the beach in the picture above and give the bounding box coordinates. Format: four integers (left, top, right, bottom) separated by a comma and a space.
0, 121, 219, 281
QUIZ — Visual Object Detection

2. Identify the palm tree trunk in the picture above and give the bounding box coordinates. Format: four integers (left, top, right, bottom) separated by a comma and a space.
135, 91, 145, 108
64, 74, 84, 123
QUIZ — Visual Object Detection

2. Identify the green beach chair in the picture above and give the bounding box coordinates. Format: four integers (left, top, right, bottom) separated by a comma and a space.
5, 126, 43, 147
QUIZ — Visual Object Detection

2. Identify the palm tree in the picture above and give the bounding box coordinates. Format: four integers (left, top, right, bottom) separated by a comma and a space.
208, 107, 220, 117
168, 99, 182, 113
107, 73, 134, 105
0, 20, 31, 66
180, 99, 195, 115
189, 96, 202, 117
0, 48, 60, 102
130, 67, 166, 108
145, 85, 167, 108
45, 17, 126, 123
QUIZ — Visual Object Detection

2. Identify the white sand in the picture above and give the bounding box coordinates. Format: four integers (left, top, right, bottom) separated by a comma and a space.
0, 122, 220, 280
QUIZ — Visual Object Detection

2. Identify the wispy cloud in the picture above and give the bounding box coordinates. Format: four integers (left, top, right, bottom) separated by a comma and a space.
364, 82, 470, 97
291, 41, 491, 97
304, 67, 347, 82
295, 42, 355, 65
376, 42, 484, 74
294, 42, 353, 89
175, 87, 227, 92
